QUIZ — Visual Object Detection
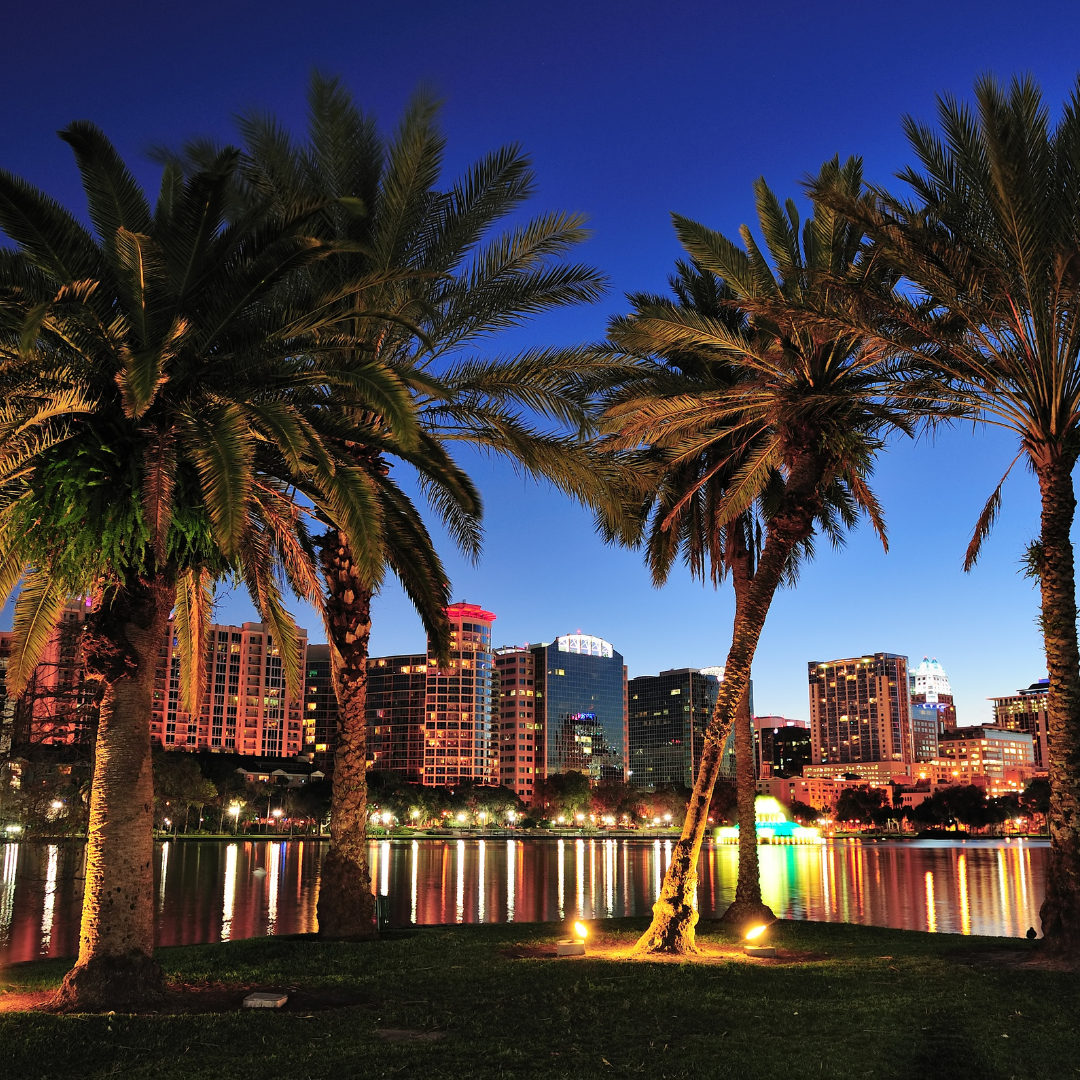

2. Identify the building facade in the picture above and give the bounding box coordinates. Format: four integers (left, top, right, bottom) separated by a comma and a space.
910, 656, 957, 732
152, 620, 308, 756
0, 601, 100, 751
627, 667, 720, 790
420, 603, 497, 787
302, 644, 338, 769
365, 652, 428, 780
808, 653, 912, 766
910, 704, 941, 762
531, 634, 628, 790
494, 645, 539, 798
937, 725, 1035, 779
990, 680, 1050, 769
755, 717, 811, 777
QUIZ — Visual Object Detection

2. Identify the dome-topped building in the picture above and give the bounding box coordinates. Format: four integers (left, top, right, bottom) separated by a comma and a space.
912, 657, 952, 700
910, 657, 957, 731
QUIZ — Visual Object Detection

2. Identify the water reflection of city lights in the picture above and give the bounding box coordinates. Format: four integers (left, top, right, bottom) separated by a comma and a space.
958, 853, 971, 935
925, 871, 937, 933
221, 843, 237, 941
39, 846, 58, 952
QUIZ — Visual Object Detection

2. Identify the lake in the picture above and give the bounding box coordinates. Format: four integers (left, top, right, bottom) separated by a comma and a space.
0, 836, 1046, 965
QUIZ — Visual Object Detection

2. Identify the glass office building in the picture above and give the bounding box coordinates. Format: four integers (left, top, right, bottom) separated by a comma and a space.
628, 668, 720, 789
531, 634, 627, 782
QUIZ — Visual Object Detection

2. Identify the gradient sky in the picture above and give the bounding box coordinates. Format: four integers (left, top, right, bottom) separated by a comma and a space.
4, 0, 1080, 726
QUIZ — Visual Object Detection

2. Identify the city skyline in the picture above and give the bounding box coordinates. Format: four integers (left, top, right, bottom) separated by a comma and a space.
0, 0, 1067, 738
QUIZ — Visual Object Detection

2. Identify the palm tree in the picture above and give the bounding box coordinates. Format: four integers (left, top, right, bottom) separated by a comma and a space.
603, 262, 776, 931
600, 158, 922, 954
179, 74, 613, 936
812, 75, 1080, 957
0, 124, 411, 1007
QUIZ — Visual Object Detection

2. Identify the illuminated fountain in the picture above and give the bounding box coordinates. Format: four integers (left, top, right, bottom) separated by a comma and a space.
715, 795, 822, 845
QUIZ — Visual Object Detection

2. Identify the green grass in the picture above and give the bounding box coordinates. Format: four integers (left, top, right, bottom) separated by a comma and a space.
1, 919, 1077, 1080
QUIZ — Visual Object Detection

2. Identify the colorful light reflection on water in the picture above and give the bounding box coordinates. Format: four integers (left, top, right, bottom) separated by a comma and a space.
0, 837, 1045, 965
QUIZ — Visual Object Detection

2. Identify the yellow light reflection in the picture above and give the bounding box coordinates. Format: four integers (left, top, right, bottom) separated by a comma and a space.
957, 853, 971, 935
925, 870, 936, 933
221, 843, 237, 940
576, 838, 585, 916
267, 841, 281, 932
557, 838, 565, 919
478, 839, 486, 923
158, 840, 169, 912
40, 845, 58, 951
507, 839, 516, 922
410, 839, 418, 925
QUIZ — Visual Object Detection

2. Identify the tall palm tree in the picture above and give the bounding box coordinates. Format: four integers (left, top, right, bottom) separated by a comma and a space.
0, 124, 411, 1007
604, 262, 775, 931
601, 158, 922, 954
175, 74, 613, 936
813, 75, 1080, 957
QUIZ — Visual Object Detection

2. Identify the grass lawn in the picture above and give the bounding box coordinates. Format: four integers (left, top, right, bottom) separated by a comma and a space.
1, 918, 1077, 1080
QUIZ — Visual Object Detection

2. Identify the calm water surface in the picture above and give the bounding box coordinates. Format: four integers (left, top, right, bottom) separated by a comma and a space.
0, 836, 1046, 965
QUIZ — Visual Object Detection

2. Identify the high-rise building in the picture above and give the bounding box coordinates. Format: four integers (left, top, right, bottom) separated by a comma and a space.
990, 679, 1049, 769
755, 717, 811, 777
361, 603, 497, 787
493, 645, 539, 797
3, 601, 100, 750
808, 653, 912, 766
627, 668, 720, 790
530, 633, 628, 791
152, 620, 307, 755
910, 656, 957, 732
910, 704, 941, 762
366, 652, 428, 780
302, 644, 338, 769
421, 603, 497, 787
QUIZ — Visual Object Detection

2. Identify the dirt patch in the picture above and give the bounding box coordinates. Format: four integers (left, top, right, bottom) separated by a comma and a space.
0, 982, 369, 1015
500, 941, 828, 965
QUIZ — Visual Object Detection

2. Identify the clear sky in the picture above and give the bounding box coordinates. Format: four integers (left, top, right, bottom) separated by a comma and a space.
3, 0, 1078, 726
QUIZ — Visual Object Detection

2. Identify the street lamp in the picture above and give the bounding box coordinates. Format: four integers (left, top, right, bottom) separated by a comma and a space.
271, 808, 283, 833
229, 804, 240, 835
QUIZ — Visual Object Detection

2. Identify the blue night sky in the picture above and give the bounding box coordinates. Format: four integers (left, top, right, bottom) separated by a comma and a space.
4, 0, 1079, 726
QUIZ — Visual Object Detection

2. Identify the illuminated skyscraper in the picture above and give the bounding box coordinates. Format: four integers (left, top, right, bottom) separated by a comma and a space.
909, 656, 957, 732
365, 653, 429, 779
808, 652, 913, 765
493, 645, 539, 797
365, 603, 497, 787
627, 668, 720, 789
991, 679, 1049, 769
530, 634, 628, 789
153, 620, 307, 755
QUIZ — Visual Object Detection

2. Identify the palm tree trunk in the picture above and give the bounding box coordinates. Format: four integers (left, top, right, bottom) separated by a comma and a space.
633, 450, 822, 956
316, 529, 376, 939
718, 533, 775, 933
52, 571, 175, 1011
1034, 456, 1080, 955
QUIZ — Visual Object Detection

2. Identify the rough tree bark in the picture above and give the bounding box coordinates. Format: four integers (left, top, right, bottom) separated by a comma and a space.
718, 519, 774, 934
633, 446, 822, 955
316, 528, 377, 939
1035, 455, 1080, 958
51, 572, 175, 1011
